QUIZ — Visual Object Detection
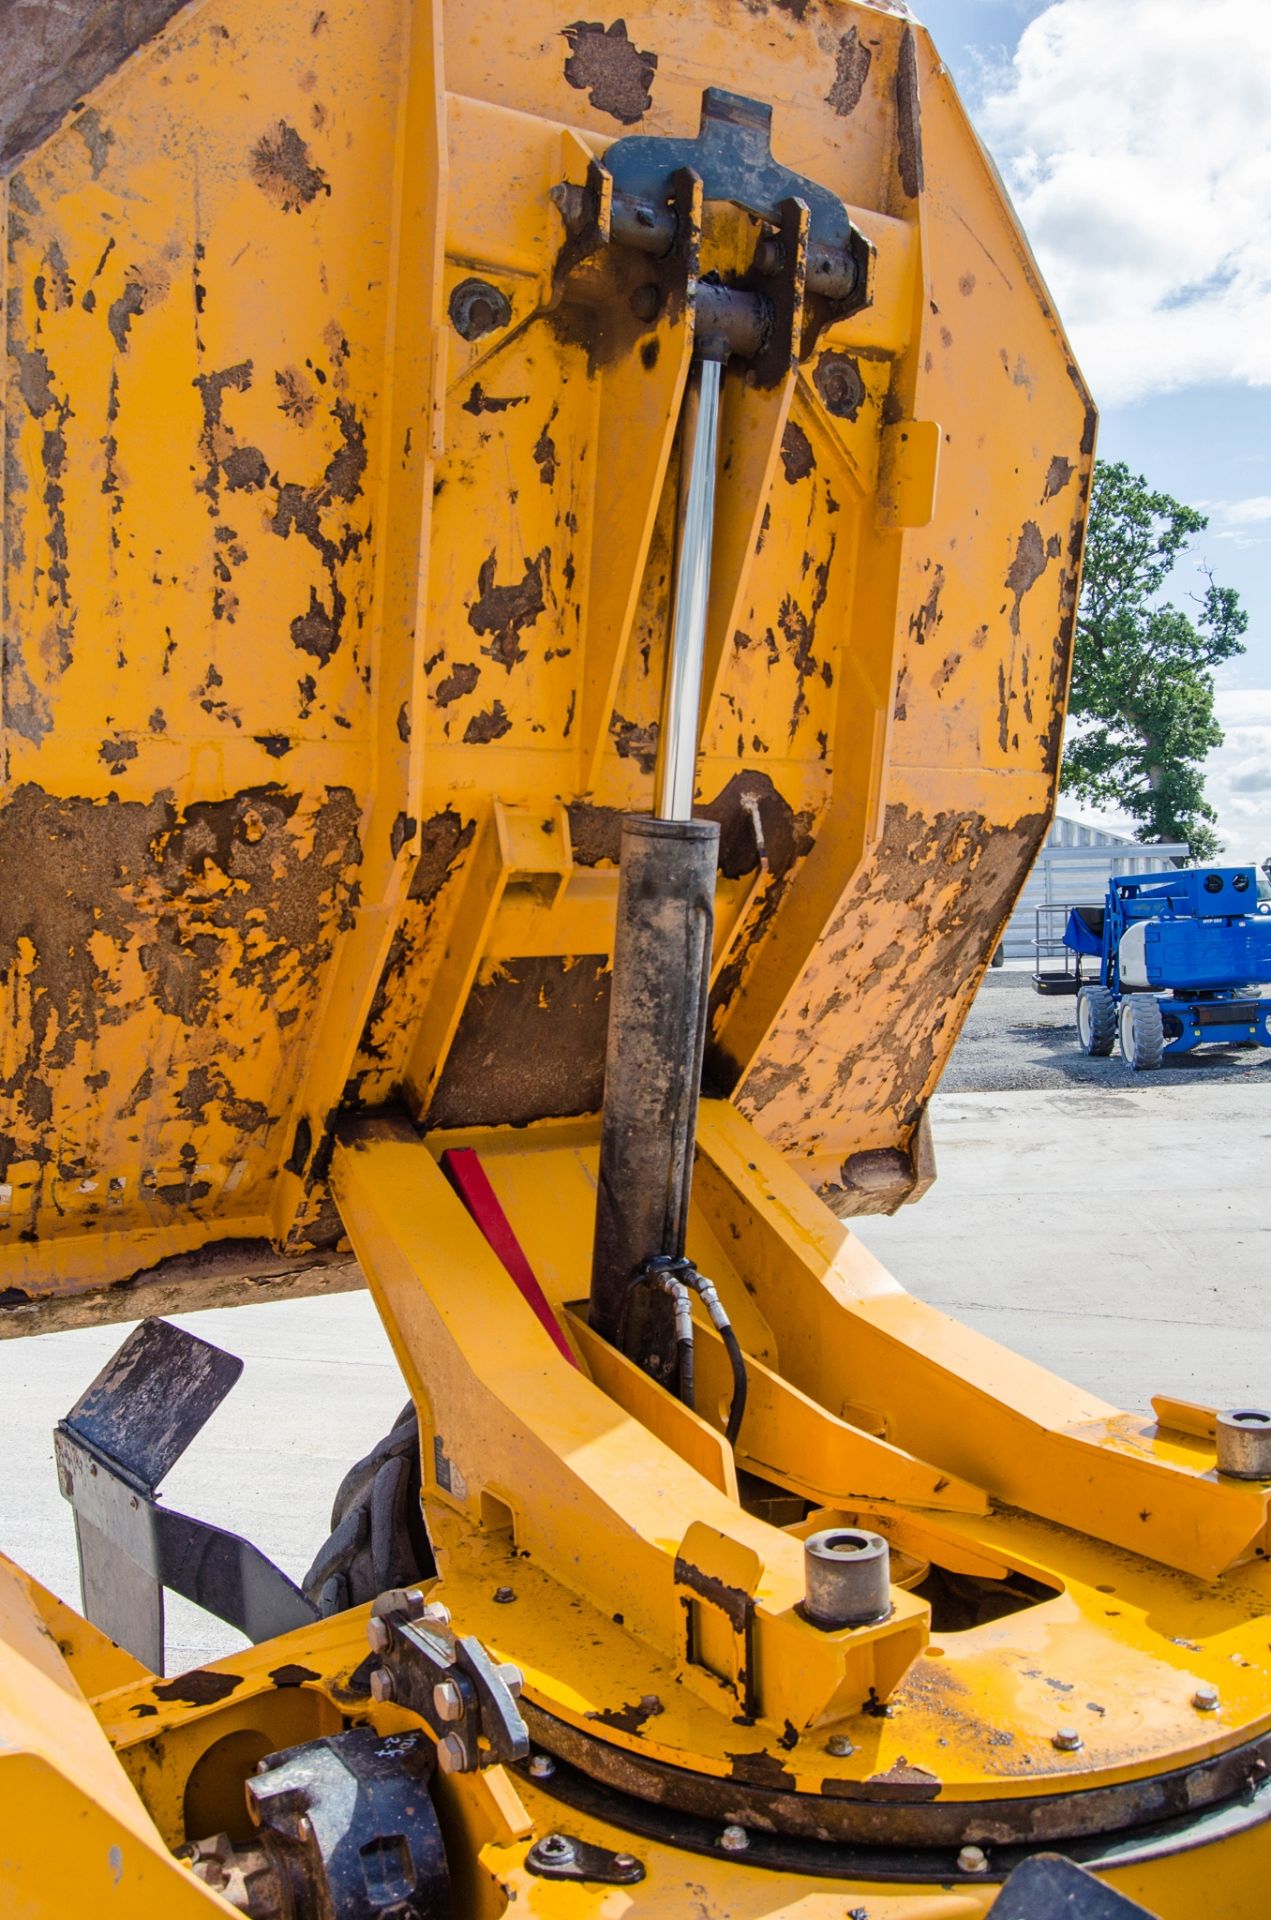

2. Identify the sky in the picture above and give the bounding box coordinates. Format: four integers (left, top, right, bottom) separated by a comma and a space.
915, 0, 1271, 861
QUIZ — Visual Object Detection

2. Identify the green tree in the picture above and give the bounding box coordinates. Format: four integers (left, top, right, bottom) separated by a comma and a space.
1061, 460, 1247, 861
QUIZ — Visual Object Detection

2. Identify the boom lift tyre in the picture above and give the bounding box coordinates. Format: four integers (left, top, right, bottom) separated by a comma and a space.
1077, 984, 1117, 1057
1119, 995, 1166, 1073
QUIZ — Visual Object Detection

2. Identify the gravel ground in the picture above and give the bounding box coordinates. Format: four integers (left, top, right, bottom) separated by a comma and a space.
943, 969, 1271, 1092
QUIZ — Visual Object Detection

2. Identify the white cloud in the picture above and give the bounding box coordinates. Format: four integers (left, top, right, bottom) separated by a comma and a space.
1207, 690, 1271, 860
974, 1, 1271, 404
1223, 498, 1271, 526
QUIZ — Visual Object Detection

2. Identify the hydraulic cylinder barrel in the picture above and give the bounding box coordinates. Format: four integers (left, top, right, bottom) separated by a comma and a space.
588, 815, 719, 1365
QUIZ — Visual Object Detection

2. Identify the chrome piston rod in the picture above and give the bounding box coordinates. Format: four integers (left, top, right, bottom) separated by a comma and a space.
590, 350, 724, 1365
656, 351, 723, 821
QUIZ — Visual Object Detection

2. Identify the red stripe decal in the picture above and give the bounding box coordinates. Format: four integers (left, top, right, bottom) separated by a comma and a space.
440, 1148, 578, 1367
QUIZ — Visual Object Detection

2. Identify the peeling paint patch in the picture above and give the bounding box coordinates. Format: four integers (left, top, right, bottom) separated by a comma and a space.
107, 281, 147, 353
461, 384, 527, 417
562, 20, 657, 125
467, 550, 548, 669
827, 26, 872, 116
533, 413, 559, 485
780, 420, 815, 483
434, 662, 480, 706
250, 122, 330, 212
610, 712, 658, 773
908, 564, 944, 647
1043, 455, 1074, 502
1005, 521, 1050, 637
895, 27, 924, 199
463, 701, 511, 744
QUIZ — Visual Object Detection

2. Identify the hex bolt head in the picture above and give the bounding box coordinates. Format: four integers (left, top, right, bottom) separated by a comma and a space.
803, 1527, 891, 1628
1052, 1727, 1083, 1752
493, 1586, 517, 1604
527, 1753, 556, 1780
369, 1667, 396, 1704
958, 1845, 989, 1874
826, 1734, 855, 1757
719, 1825, 750, 1854
1193, 1683, 1221, 1712
448, 277, 512, 341
422, 1600, 452, 1627
366, 1616, 390, 1655
496, 1661, 524, 1698
613, 1854, 638, 1872
437, 1733, 468, 1774
433, 1679, 464, 1722
1216, 1409, 1271, 1479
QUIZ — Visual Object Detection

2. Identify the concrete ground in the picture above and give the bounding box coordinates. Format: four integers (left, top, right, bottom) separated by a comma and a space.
1, 973, 1267, 1675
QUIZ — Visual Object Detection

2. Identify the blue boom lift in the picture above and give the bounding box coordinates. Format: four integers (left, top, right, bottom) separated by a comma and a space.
1067, 866, 1271, 1070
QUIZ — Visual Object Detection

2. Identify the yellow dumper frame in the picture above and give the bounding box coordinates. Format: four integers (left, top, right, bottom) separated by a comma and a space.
3, 1, 1267, 1914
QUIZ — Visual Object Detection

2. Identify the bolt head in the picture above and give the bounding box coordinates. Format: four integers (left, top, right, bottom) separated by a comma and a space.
437, 1732, 468, 1774
1052, 1727, 1083, 1752
1194, 1684, 1221, 1711
537, 1834, 575, 1863
528, 1753, 556, 1780
958, 1845, 988, 1874
366, 1616, 390, 1655
826, 1734, 855, 1758
422, 1600, 452, 1627
433, 1679, 464, 1722
497, 1661, 524, 1698
369, 1667, 396, 1704
493, 1586, 516, 1604
719, 1825, 749, 1854
613, 1854, 637, 1872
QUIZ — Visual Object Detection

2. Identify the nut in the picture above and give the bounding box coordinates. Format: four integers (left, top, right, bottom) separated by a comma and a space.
1216, 1409, 1271, 1480
1193, 1684, 1220, 1712
958, 1845, 988, 1874
433, 1679, 464, 1722
527, 1753, 556, 1780
803, 1527, 890, 1628
422, 1600, 452, 1627
449, 277, 512, 342
1052, 1727, 1083, 1752
366, 1616, 390, 1655
437, 1733, 468, 1774
719, 1825, 749, 1854
369, 1668, 395, 1704
825, 1734, 855, 1758
497, 1661, 524, 1698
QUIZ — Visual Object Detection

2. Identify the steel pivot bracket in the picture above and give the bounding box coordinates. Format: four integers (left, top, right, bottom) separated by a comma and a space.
54, 1317, 316, 1672
368, 1586, 530, 1772
552, 88, 874, 376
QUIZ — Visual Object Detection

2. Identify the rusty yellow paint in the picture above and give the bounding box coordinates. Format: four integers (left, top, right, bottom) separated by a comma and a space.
0, 1554, 226, 1914
2, 0, 1091, 1312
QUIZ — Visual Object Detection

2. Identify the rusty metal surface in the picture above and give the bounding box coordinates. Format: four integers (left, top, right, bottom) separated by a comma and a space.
2, 0, 1093, 1315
